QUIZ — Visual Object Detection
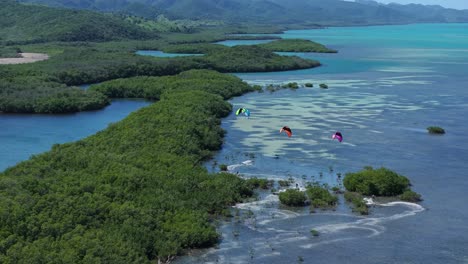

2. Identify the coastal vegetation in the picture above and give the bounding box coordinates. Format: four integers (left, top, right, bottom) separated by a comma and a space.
279, 189, 307, 206
282, 82, 299, 89
343, 167, 423, 214
0, 47, 21, 58
258, 39, 337, 53
306, 184, 338, 209
200, 45, 319, 73
0, 2, 333, 114
400, 190, 423, 202
310, 229, 320, 237
0, 70, 257, 263
343, 167, 412, 196
0, 78, 109, 113
245, 178, 273, 190
278, 184, 338, 209
427, 126, 445, 134
0, 0, 435, 261
344, 192, 369, 215
278, 180, 291, 187
89, 69, 256, 100
0, 42, 317, 113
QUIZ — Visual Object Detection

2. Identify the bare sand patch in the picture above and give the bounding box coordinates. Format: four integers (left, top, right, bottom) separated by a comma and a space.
0, 53, 49, 64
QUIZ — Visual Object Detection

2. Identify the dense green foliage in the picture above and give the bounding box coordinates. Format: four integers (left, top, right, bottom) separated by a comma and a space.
0, 77, 109, 113
427, 126, 445, 134
89, 69, 256, 100
258, 39, 337, 53
0, 46, 21, 58
0, 0, 156, 43
161, 44, 320, 72
400, 190, 423, 202
278, 189, 307, 206
0, 40, 317, 113
19, 0, 468, 25
344, 192, 369, 215
201, 45, 319, 72
282, 82, 299, 89
160, 43, 227, 54
0, 70, 256, 263
162, 38, 333, 55
306, 185, 338, 209
0, 3, 326, 114
124, 15, 223, 33
310, 229, 319, 236
1, 42, 198, 85
343, 167, 411, 196
245, 178, 272, 190
159, 27, 281, 45
278, 180, 290, 187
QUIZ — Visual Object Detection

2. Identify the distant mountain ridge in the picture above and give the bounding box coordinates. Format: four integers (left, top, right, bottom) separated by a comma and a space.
17, 0, 468, 25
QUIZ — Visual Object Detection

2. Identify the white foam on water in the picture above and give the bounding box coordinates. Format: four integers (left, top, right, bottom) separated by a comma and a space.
363, 197, 374, 205
227, 159, 254, 171
235, 194, 280, 210
258, 251, 281, 258
228, 169, 425, 254
300, 201, 425, 249
234, 192, 305, 229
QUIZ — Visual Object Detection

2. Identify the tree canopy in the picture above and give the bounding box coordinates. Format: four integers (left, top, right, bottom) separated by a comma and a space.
0, 0, 156, 44
343, 167, 411, 196
0, 70, 256, 263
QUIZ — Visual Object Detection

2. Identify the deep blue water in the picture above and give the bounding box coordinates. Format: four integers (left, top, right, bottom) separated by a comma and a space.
176, 24, 468, 264
0, 100, 151, 171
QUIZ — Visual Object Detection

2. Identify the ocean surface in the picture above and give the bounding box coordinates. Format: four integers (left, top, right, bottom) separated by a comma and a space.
176, 24, 468, 263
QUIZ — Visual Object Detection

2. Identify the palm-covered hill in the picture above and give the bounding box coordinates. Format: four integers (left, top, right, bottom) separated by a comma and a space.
0, 0, 156, 43
18, 0, 468, 25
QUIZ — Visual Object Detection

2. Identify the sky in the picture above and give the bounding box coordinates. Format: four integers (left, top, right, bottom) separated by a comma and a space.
374, 0, 468, 10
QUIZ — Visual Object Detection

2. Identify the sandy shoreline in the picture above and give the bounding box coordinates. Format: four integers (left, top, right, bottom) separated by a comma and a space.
0, 53, 49, 64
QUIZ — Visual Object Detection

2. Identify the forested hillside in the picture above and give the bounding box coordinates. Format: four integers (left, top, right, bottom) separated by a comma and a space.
0, 0, 156, 43
18, 0, 468, 25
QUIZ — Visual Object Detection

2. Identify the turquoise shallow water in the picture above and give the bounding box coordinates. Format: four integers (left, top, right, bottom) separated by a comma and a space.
176, 24, 468, 264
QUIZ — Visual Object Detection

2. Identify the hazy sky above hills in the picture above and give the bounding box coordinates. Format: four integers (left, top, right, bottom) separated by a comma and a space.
375, 0, 468, 10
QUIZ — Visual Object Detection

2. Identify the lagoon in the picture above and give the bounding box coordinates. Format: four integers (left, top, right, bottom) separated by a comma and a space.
0, 99, 150, 171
